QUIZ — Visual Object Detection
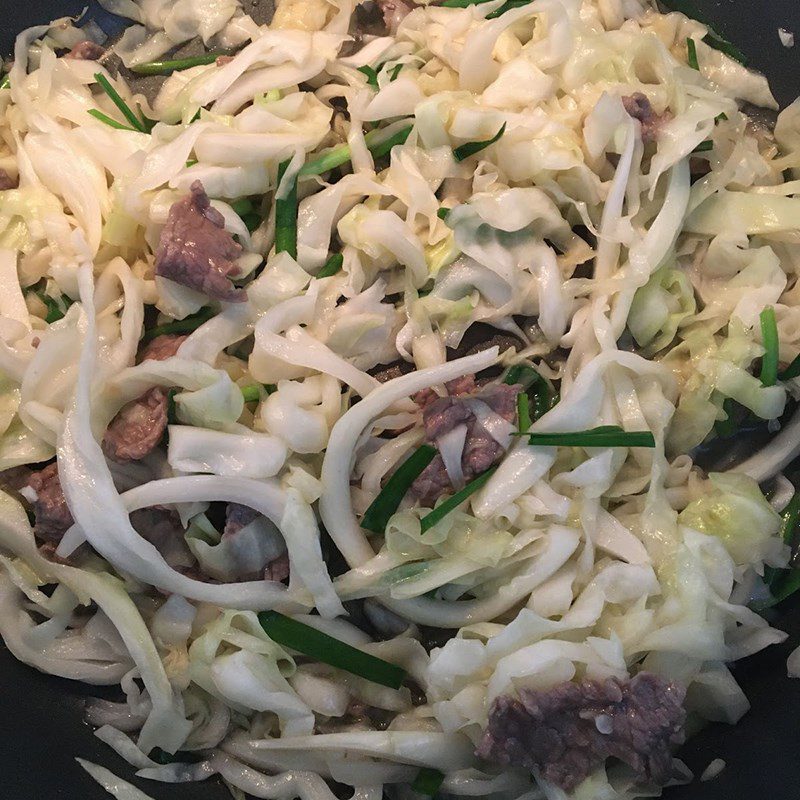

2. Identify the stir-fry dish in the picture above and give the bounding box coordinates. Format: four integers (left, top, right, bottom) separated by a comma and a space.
2, 0, 800, 797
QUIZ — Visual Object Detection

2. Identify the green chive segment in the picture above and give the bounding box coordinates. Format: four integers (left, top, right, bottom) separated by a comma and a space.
779, 354, 800, 381
412, 768, 445, 797
357, 65, 380, 89
453, 122, 506, 162
361, 444, 438, 534
760, 306, 779, 387
693, 140, 713, 152
512, 425, 656, 448
503, 364, 556, 420
87, 109, 140, 132
517, 393, 532, 434
317, 253, 344, 278
258, 611, 407, 689
94, 72, 149, 133
130, 53, 223, 76
754, 491, 800, 608
275, 160, 298, 259
686, 38, 700, 70
420, 466, 497, 533
300, 125, 413, 177
141, 307, 216, 343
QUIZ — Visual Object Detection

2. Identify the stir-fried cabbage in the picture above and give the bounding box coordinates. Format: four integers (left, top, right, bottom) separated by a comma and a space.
0, 0, 797, 798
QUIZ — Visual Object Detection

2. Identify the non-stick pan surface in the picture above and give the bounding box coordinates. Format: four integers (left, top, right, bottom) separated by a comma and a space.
1, 1, 800, 798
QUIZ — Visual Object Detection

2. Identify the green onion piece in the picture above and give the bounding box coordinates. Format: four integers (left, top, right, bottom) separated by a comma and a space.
420, 467, 497, 533
230, 198, 254, 217
0, 73, 9, 90
242, 212, 261, 233
779, 354, 800, 381
368, 125, 414, 159
185, 159, 198, 168
453, 122, 506, 163
362, 444, 438, 534
412, 768, 445, 797
87, 109, 140, 132
437, 207, 451, 222
167, 389, 179, 425
130, 53, 223, 76
94, 72, 148, 134
693, 140, 713, 153
357, 65, 380, 89
240, 385, 263, 403
502, 363, 542, 390
517, 393, 531, 433
317, 253, 344, 278
141, 307, 216, 343
659, 2, 746, 64
275, 160, 298, 259
390, 63, 403, 81
512, 425, 656, 448
759, 306, 779, 387
39, 293, 74, 324
441, 0, 490, 7
686, 38, 700, 70
756, 491, 800, 604
703, 31, 746, 64
258, 611, 407, 689
713, 397, 738, 439
715, 112, 728, 122
300, 125, 413, 177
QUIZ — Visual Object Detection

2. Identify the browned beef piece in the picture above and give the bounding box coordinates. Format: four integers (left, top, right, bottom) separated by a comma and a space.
622, 93, 670, 144
155, 180, 245, 303
224, 503, 260, 537
376, 0, 415, 33
0, 169, 18, 190
264, 552, 290, 582
65, 40, 105, 60
410, 378, 519, 505
0, 465, 33, 492
103, 335, 186, 463
28, 463, 74, 543
476, 674, 686, 792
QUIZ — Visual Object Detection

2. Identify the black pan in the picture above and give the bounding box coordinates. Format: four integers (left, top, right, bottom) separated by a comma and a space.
1, 1, 800, 798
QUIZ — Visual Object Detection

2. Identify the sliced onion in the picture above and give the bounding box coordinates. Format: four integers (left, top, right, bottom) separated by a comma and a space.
464, 398, 515, 448
436, 424, 468, 490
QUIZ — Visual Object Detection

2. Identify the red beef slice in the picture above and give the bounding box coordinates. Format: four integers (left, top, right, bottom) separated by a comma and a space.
65, 41, 105, 60
622, 93, 670, 144
103, 335, 186, 463
410, 376, 519, 506
27, 463, 74, 543
155, 180, 245, 303
476, 673, 686, 792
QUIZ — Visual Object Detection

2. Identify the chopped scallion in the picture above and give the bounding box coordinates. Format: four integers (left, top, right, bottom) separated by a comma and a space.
453, 122, 506, 162
357, 65, 380, 89
512, 425, 656, 448
141, 307, 216, 343
420, 466, 497, 533
779, 354, 800, 381
94, 72, 149, 134
0, 73, 9, 90
38, 292, 74, 324
243, 212, 262, 232
517, 393, 531, 433
759, 306, 779, 387
755, 492, 800, 606
275, 160, 298, 259
713, 397, 738, 439
437, 207, 451, 221
258, 611, 407, 689
317, 253, 344, 278
412, 768, 445, 797
503, 364, 556, 420
686, 38, 700, 70
300, 125, 413, 176
389, 63, 403, 81
693, 140, 713, 152
240, 385, 274, 403
361, 444, 438, 534
130, 53, 224, 76
230, 198, 254, 217
87, 109, 140, 132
